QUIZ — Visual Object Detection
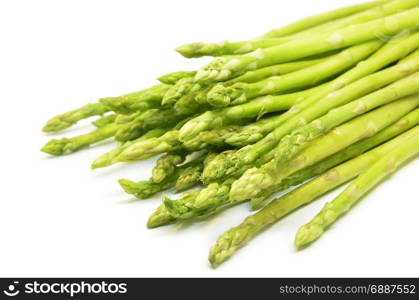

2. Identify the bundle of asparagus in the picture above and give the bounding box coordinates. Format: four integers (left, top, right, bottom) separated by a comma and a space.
41, 0, 419, 267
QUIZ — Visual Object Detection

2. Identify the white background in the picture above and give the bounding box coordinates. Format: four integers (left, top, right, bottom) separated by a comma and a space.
0, 0, 418, 277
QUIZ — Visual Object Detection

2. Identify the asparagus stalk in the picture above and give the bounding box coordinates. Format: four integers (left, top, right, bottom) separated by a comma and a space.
99, 84, 169, 114
163, 107, 419, 222
205, 41, 382, 107
295, 126, 419, 248
41, 122, 119, 156
230, 96, 419, 201
251, 107, 419, 209
151, 151, 188, 183
114, 113, 148, 142
182, 125, 245, 149
119, 154, 206, 199
175, 164, 203, 191
163, 179, 236, 220
92, 114, 117, 128
228, 57, 330, 84
162, 148, 277, 220
175, 154, 214, 191
91, 127, 170, 169
176, 0, 391, 58
119, 176, 178, 200
171, 104, 419, 219
168, 57, 331, 111
176, 38, 292, 58
115, 130, 184, 162
162, 77, 196, 106
115, 115, 219, 164
265, 0, 415, 39
179, 85, 325, 142
160, 143, 279, 225
174, 91, 212, 115
195, 7, 419, 83
174, 107, 419, 219
209, 124, 419, 267
202, 36, 419, 183
157, 71, 197, 85
163, 57, 327, 109
225, 113, 296, 147
114, 108, 185, 142
261, 0, 392, 38
42, 103, 109, 133
268, 70, 419, 171
147, 190, 200, 228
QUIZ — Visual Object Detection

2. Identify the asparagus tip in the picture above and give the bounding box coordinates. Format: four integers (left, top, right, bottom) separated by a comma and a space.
179, 119, 210, 142
208, 231, 238, 268
42, 118, 71, 133
91, 154, 115, 169
201, 165, 226, 184
294, 223, 324, 248
146, 209, 175, 229
175, 43, 203, 58
162, 196, 184, 218
194, 59, 230, 83
40, 138, 70, 156
207, 84, 246, 107
90, 160, 103, 170
118, 179, 138, 195
229, 168, 274, 201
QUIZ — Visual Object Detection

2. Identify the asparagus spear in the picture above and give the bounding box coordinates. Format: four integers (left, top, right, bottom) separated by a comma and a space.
195, 7, 419, 83
114, 113, 148, 142
167, 57, 331, 111
120, 151, 210, 199
163, 148, 277, 220
202, 36, 419, 183
267, 70, 419, 172
91, 127, 170, 169
99, 84, 169, 114
151, 151, 188, 183
42, 103, 109, 133
157, 71, 197, 85
114, 108, 185, 142
162, 77, 196, 106
176, 38, 291, 58
115, 114, 220, 163
162, 57, 325, 109
175, 153, 215, 191
228, 57, 330, 84
115, 130, 184, 162
164, 179, 236, 220
175, 165, 203, 191
225, 113, 297, 147
209, 124, 419, 267
204, 41, 382, 107
41, 122, 119, 156
92, 114, 117, 128
183, 125, 244, 149
174, 91, 212, 115
179, 85, 325, 142
114, 111, 141, 124
261, 0, 392, 38
147, 190, 200, 228
162, 107, 419, 222
119, 176, 178, 200
264, 0, 415, 39
230, 96, 419, 201
176, 0, 391, 58
295, 126, 419, 248
251, 107, 419, 209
